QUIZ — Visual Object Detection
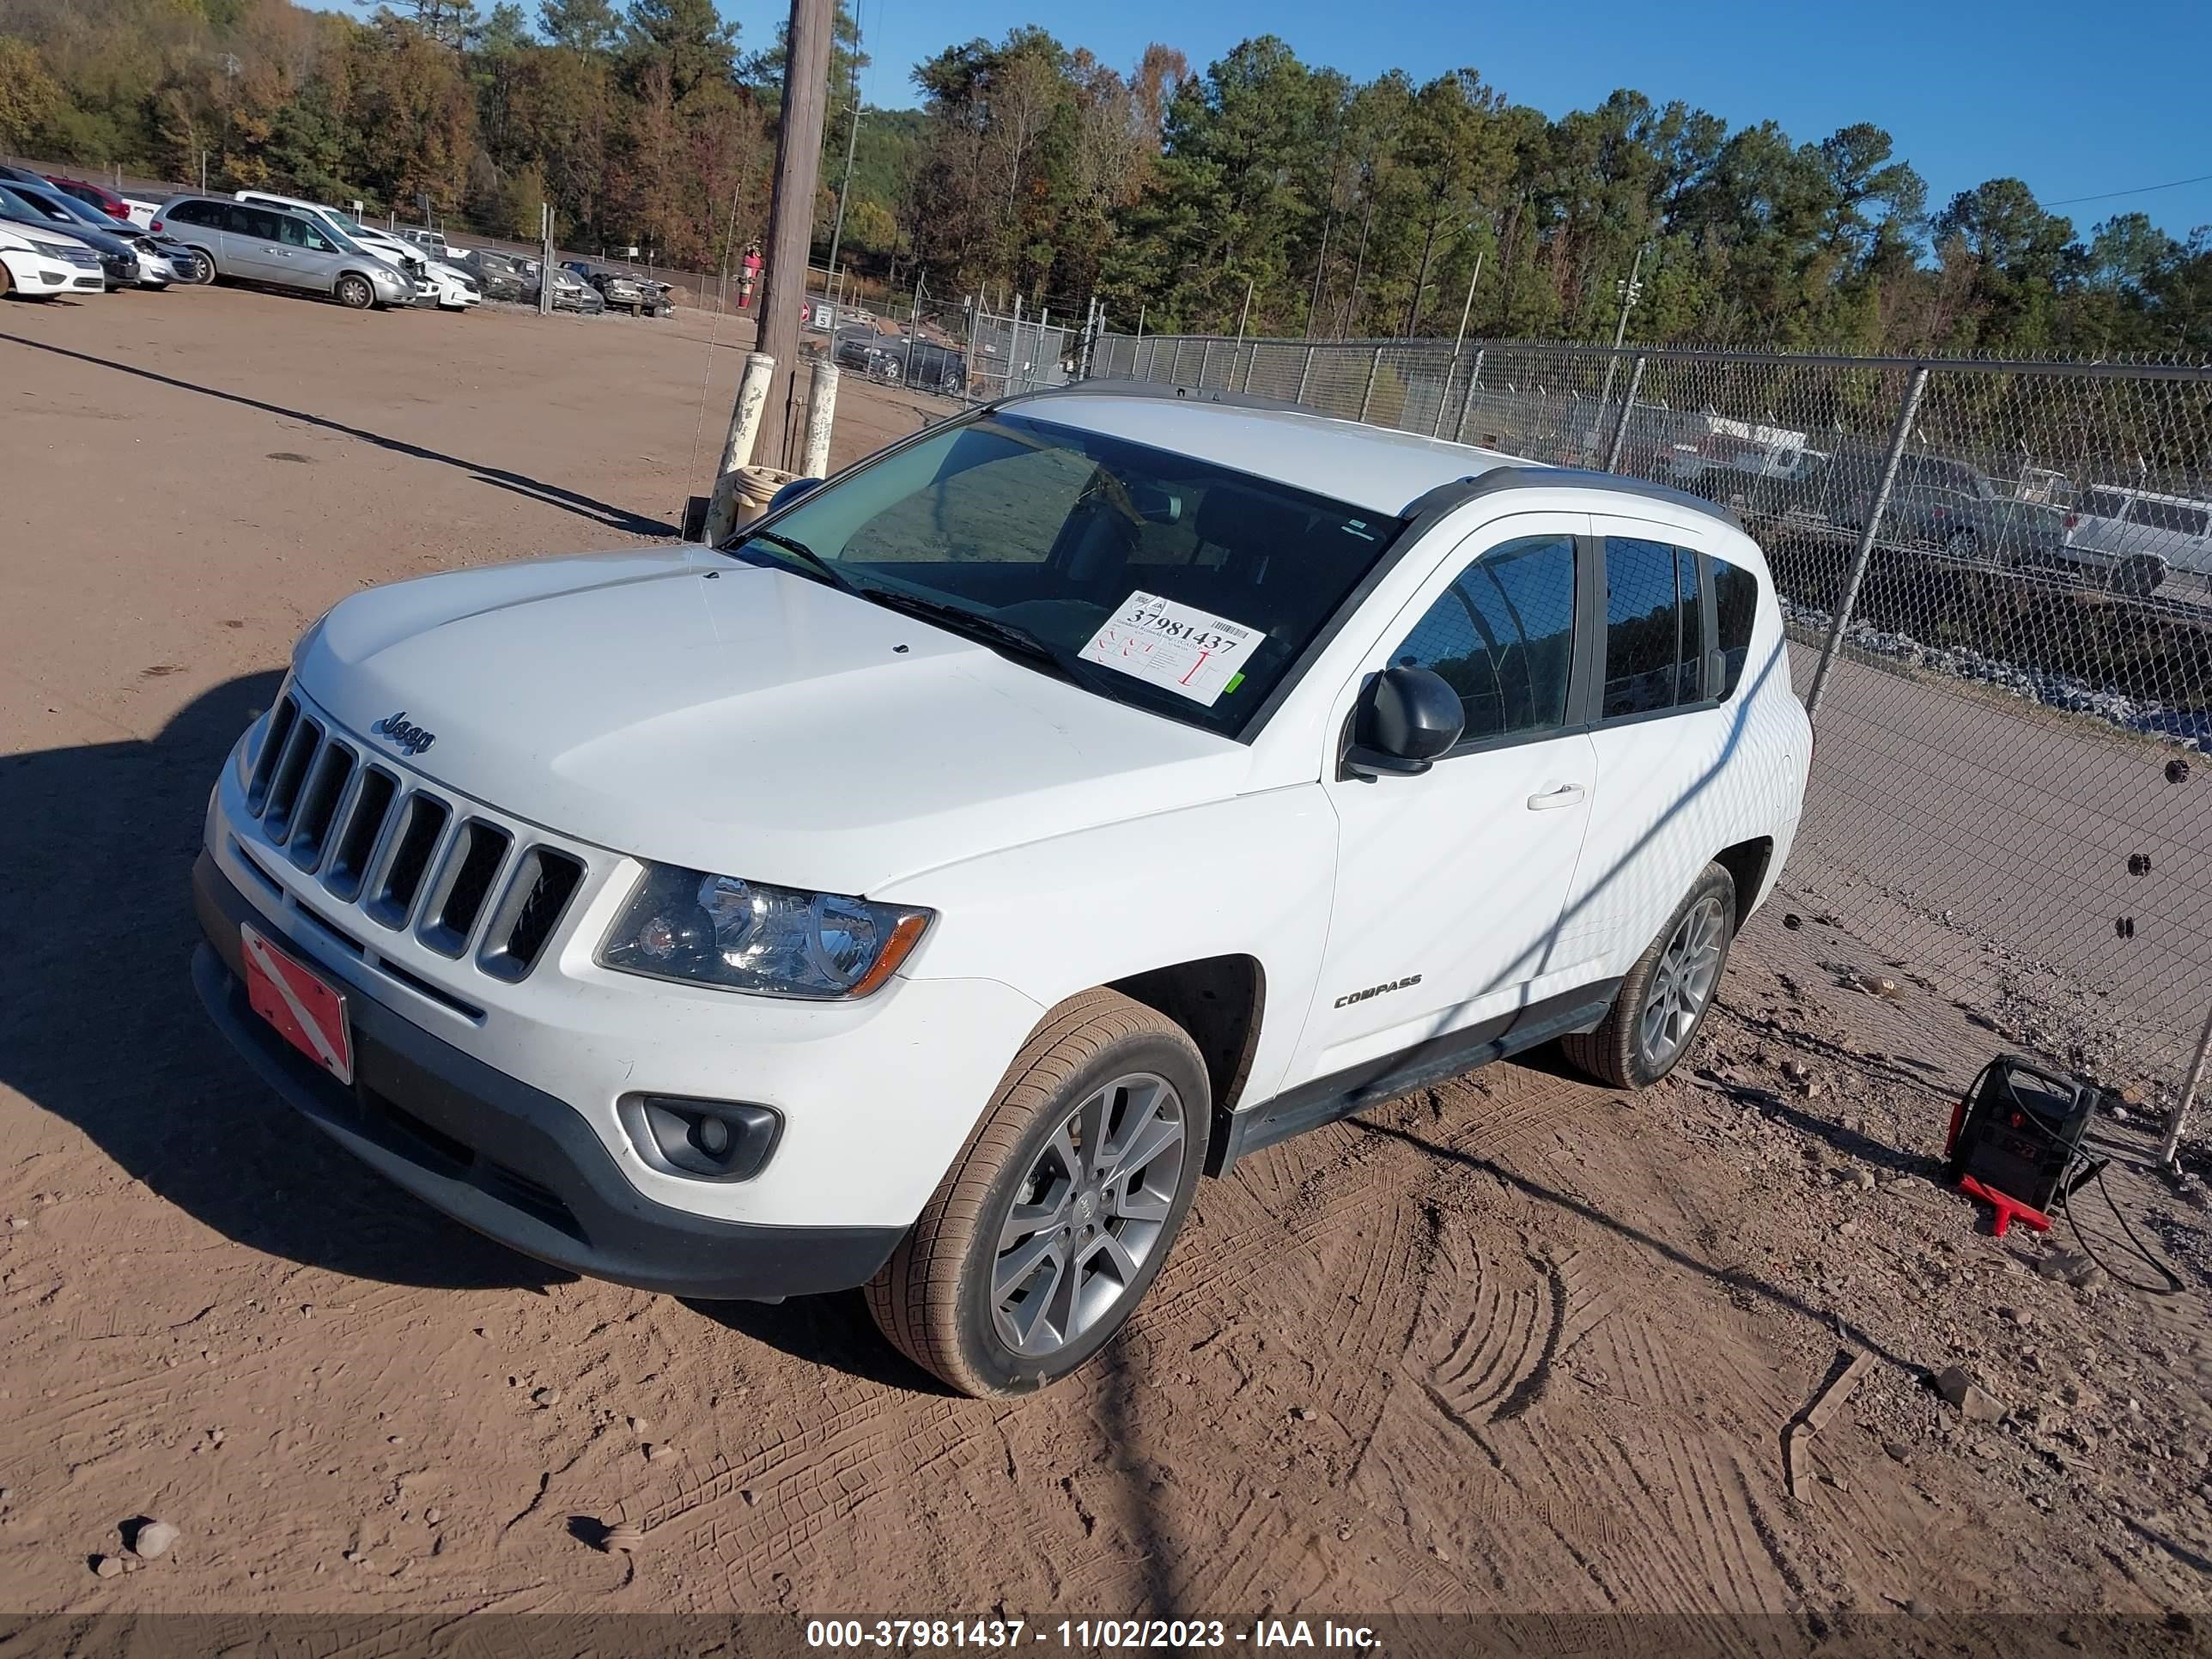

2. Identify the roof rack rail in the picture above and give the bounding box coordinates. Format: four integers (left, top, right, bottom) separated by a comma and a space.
993, 378, 1343, 422
1452, 465, 1745, 530
993, 384, 1741, 528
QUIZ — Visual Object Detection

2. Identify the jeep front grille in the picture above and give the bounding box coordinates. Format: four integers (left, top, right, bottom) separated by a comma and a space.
238, 693, 592, 981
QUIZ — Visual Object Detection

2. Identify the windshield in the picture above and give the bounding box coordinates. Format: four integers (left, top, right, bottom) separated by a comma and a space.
40, 191, 117, 230
723, 411, 1405, 738
0, 185, 75, 226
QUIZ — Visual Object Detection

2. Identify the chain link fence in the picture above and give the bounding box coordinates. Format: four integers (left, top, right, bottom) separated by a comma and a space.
1088, 330, 2212, 1142
966, 306, 1079, 400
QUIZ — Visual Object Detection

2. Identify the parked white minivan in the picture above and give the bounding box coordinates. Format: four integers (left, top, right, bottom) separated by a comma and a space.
192, 387, 1810, 1395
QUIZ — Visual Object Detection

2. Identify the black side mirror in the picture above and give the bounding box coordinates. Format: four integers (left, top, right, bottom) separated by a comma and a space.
766, 477, 823, 515
1344, 666, 1465, 778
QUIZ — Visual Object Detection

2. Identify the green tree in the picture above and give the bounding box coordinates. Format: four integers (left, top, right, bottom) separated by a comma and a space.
0, 37, 65, 152
538, 0, 619, 54
623, 0, 735, 102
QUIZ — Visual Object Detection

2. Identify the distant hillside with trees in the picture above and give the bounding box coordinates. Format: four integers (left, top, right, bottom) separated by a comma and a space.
1, 0, 2204, 356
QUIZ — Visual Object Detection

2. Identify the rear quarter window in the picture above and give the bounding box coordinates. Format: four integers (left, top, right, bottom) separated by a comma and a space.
1711, 557, 1759, 700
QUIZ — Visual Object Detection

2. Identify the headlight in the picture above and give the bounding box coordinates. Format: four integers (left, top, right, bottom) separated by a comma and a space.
600, 864, 930, 1000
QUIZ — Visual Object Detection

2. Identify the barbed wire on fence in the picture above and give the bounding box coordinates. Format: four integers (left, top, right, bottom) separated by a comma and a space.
1085, 326, 2212, 1146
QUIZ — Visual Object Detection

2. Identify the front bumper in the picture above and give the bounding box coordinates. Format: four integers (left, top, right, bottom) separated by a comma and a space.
192, 852, 902, 1298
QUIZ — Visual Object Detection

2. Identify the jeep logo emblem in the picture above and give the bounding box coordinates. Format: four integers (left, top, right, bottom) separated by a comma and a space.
371, 711, 436, 757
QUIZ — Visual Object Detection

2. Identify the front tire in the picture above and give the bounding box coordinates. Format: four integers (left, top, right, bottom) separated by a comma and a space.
866, 989, 1211, 1397
335, 273, 374, 310
1562, 863, 1736, 1090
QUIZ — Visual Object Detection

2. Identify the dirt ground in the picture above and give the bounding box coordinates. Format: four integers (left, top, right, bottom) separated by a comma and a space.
3, 287, 2210, 1635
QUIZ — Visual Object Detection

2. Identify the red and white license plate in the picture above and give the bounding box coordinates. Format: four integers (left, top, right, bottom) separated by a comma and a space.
241, 923, 354, 1086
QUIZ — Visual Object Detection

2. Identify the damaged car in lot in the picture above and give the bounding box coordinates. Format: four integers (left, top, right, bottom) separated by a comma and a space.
562, 258, 673, 318
451, 247, 535, 304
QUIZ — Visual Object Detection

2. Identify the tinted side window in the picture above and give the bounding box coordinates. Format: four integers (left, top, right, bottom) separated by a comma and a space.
2136, 500, 2211, 536
230, 206, 284, 240
1390, 535, 1577, 744
1711, 556, 1759, 700
1601, 537, 1697, 720
167, 200, 213, 227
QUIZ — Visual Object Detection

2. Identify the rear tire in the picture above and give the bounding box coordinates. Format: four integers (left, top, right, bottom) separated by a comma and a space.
0, 264, 13, 299
335, 273, 374, 310
1562, 863, 1737, 1091
185, 247, 216, 284
2113, 555, 2166, 598
866, 989, 1211, 1397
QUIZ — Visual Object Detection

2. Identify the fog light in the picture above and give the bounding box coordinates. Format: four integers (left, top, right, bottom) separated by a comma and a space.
618, 1094, 781, 1182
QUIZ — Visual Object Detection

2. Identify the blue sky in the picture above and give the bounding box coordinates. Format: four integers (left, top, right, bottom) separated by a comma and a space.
746, 0, 2212, 240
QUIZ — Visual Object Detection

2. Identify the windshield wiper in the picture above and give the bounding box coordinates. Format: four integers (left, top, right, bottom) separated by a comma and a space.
732, 528, 859, 595
856, 588, 1117, 697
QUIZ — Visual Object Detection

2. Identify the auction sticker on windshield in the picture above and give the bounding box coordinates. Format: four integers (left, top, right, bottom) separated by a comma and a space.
1079, 592, 1267, 705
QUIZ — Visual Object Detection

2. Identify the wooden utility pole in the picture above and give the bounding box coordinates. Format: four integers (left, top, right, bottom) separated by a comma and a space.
748, 0, 834, 469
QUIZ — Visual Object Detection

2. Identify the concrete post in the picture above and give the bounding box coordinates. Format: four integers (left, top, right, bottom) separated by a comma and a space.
1806, 365, 1930, 722
801, 361, 839, 479
702, 352, 778, 544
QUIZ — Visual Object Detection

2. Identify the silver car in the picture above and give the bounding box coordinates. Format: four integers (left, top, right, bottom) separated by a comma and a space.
151, 195, 414, 309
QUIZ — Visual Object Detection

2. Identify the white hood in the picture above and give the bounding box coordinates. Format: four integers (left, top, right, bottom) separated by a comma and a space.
297, 547, 1252, 895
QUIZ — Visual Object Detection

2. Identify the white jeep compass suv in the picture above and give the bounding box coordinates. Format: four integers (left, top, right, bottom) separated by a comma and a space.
193, 386, 1810, 1396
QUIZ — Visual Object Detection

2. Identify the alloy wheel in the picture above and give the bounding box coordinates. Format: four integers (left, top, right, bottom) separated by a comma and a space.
1638, 893, 1726, 1070
991, 1073, 1187, 1359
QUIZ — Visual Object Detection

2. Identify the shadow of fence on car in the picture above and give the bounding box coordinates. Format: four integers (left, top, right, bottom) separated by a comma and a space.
0, 331, 677, 538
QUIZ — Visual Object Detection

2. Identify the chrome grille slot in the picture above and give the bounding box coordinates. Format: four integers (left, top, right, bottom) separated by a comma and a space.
288, 742, 356, 869
418, 821, 513, 957
227, 691, 599, 994
365, 794, 451, 929
245, 696, 298, 816
260, 717, 323, 844
325, 768, 398, 902
477, 849, 586, 981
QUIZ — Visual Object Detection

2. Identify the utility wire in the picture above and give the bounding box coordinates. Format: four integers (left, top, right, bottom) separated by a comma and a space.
2043, 172, 2212, 208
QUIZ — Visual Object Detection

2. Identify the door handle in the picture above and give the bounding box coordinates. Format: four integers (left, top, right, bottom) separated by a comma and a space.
1527, 782, 1586, 811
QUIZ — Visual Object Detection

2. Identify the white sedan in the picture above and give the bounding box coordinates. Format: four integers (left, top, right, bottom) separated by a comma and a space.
0, 224, 107, 298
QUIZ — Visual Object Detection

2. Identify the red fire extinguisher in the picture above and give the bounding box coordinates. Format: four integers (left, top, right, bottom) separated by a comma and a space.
738, 244, 762, 309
